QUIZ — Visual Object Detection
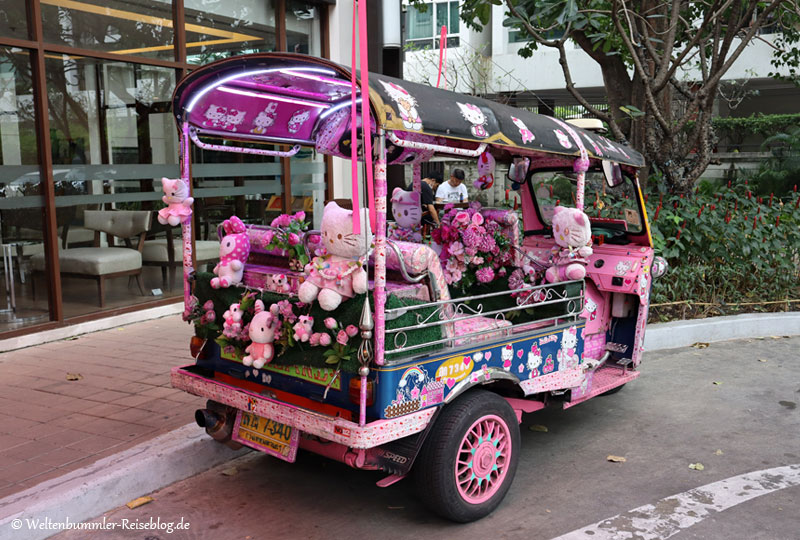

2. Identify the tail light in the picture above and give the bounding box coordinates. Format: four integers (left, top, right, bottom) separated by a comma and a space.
190, 336, 208, 360
348, 377, 375, 406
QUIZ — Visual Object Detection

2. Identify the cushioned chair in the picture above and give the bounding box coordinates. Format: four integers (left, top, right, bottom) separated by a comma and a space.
142, 224, 219, 290
31, 210, 152, 307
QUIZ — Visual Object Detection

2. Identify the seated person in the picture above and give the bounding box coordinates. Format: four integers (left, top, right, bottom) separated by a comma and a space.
435, 168, 469, 203
413, 172, 442, 226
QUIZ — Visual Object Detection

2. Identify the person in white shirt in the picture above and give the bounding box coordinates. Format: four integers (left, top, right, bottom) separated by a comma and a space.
435, 168, 469, 203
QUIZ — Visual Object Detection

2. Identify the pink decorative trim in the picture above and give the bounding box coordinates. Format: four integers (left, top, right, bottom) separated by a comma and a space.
564, 366, 640, 409
172, 366, 436, 449
518, 367, 585, 395
386, 130, 486, 158
547, 118, 590, 210
412, 162, 422, 193
189, 127, 300, 157
180, 123, 194, 310
374, 150, 388, 366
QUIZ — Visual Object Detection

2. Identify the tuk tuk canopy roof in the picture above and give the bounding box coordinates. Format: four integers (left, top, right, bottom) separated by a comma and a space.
172, 53, 644, 168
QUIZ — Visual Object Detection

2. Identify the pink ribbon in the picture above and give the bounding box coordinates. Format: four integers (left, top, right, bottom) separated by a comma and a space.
350, 6, 361, 234
358, 0, 376, 232
436, 25, 447, 89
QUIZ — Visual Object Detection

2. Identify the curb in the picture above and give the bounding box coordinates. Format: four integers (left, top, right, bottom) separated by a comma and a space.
0, 303, 183, 354
643, 311, 800, 351
0, 425, 244, 540
0, 311, 797, 537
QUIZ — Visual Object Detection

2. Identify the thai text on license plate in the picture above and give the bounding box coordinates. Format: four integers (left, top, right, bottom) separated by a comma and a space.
232, 411, 299, 463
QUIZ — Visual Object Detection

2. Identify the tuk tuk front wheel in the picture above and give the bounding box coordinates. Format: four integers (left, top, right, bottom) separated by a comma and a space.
414, 389, 520, 522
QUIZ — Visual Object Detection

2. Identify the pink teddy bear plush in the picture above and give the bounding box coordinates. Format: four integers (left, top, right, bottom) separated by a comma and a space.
545, 206, 593, 283
244, 300, 275, 369
211, 216, 250, 289
222, 302, 243, 337
292, 315, 314, 343
157, 178, 194, 227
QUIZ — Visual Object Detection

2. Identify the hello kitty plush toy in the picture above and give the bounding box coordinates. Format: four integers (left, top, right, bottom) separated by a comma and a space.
545, 206, 593, 283
298, 202, 372, 311
388, 188, 422, 243
474, 150, 495, 190
270, 274, 290, 294
157, 178, 193, 226
244, 300, 275, 369
211, 216, 250, 289
292, 315, 313, 343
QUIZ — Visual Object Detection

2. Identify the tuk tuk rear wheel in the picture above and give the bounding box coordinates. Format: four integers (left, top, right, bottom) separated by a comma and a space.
414, 389, 520, 522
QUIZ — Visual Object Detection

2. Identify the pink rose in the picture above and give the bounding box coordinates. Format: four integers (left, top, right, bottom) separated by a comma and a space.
204, 310, 216, 322
336, 330, 348, 346
324, 317, 337, 330
471, 213, 484, 226
288, 232, 300, 246
319, 333, 332, 346
449, 241, 464, 257
261, 230, 274, 246
293, 211, 306, 222
203, 300, 214, 311
454, 211, 470, 226
346, 325, 358, 338
310, 333, 321, 346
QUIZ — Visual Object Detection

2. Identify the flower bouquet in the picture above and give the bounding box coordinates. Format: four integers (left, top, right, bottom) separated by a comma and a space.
431, 202, 513, 290
263, 211, 310, 271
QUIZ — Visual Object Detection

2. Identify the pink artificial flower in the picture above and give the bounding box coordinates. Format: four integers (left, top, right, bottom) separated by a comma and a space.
319, 333, 332, 346
346, 325, 358, 338
449, 241, 464, 257
476, 267, 495, 284
336, 330, 348, 346
261, 230, 274, 246
203, 300, 214, 311
293, 211, 306, 222
310, 333, 321, 346
471, 213, 484, 226
454, 211, 470, 226
204, 310, 216, 323
472, 256, 484, 265
498, 267, 507, 277
324, 317, 337, 330
288, 232, 300, 246
308, 233, 321, 244
444, 203, 455, 212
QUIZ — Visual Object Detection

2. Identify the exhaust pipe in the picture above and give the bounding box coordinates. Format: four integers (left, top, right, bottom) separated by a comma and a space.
195, 401, 242, 450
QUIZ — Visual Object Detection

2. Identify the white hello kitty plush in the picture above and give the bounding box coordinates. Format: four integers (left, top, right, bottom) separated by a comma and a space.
474, 150, 495, 190
527, 344, 543, 378
270, 273, 290, 294
244, 300, 275, 369
287, 109, 311, 134
211, 216, 250, 289
557, 326, 579, 370
501, 344, 514, 371
203, 104, 226, 127
298, 202, 372, 311
389, 188, 422, 243
457, 102, 488, 138
157, 178, 193, 226
251, 103, 278, 134
379, 80, 422, 130
546, 206, 593, 283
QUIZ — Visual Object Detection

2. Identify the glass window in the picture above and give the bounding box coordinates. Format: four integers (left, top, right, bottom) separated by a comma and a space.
286, 1, 321, 56
0, 0, 29, 40
40, 0, 175, 60
185, 0, 276, 65
406, 1, 459, 50
45, 55, 182, 317
0, 48, 51, 329
509, 27, 564, 43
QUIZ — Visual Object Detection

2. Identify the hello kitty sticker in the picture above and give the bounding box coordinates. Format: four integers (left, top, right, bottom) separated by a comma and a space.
203, 104, 248, 132
379, 80, 423, 130
251, 102, 278, 134
287, 109, 311, 134
457, 102, 488, 138
554, 129, 572, 149
511, 116, 535, 144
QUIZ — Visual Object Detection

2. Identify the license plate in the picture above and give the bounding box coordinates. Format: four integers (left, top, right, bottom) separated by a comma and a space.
232, 411, 299, 463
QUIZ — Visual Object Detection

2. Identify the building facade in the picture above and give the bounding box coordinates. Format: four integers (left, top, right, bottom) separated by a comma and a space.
0, 0, 337, 337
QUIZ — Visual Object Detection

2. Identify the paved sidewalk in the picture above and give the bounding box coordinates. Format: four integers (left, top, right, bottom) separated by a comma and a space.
0, 316, 202, 500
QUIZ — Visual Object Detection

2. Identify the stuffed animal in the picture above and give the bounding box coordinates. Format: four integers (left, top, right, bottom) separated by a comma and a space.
292, 315, 314, 343
474, 150, 495, 190
211, 216, 250, 289
298, 202, 372, 311
222, 302, 243, 336
243, 300, 275, 369
270, 273, 290, 294
545, 206, 593, 283
157, 178, 194, 226
388, 188, 422, 243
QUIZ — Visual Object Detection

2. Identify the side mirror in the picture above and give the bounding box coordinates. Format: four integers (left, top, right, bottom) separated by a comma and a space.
602, 160, 624, 187
651, 256, 668, 279
507, 157, 530, 188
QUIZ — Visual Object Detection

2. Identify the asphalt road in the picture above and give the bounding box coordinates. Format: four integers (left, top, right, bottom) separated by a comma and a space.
54, 336, 800, 540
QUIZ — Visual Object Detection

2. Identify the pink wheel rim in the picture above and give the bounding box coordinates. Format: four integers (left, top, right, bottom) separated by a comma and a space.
455, 414, 512, 504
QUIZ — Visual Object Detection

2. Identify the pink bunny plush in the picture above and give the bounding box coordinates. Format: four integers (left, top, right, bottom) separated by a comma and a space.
298, 202, 372, 311
157, 178, 194, 226
243, 300, 275, 369
545, 206, 593, 283
211, 216, 250, 289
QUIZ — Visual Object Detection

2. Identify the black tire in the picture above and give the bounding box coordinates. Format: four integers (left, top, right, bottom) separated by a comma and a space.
601, 383, 626, 396
414, 389, 521, 522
